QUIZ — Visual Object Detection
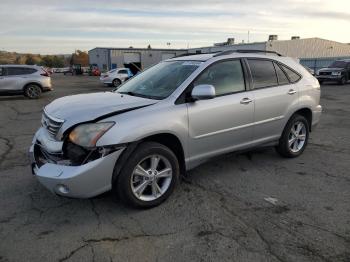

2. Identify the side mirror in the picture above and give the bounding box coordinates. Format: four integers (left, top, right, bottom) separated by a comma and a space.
191, 84, 216, 101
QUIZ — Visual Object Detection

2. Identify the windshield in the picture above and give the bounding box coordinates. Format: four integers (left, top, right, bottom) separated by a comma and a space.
116, 61, 201, 100
329, 61, 346, 68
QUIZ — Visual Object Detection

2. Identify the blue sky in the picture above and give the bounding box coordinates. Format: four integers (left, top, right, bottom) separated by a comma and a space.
1, 0, 349, 54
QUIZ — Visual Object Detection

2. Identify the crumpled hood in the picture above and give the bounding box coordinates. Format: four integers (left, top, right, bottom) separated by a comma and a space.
45, 92, 156, 134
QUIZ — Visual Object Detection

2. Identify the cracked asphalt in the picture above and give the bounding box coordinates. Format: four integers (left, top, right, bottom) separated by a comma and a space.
0, 75, 349, 262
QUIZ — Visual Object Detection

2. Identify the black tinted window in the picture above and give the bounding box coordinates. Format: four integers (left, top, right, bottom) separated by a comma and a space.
329, 61, 346, 68
7, 67, 36, 76
247, 59, 278, 88
280, 65, 300, 83
0, 67, 4, 76
274, 63, 289, 85
194, 60, 245, 96
119, 70, 128, 74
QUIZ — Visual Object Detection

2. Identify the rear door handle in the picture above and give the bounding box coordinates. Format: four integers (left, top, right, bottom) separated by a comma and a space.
240, 97, 253, 104
288, 89, 297, 95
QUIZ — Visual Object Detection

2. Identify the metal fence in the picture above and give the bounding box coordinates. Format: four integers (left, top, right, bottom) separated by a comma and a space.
300, 56, 350, 73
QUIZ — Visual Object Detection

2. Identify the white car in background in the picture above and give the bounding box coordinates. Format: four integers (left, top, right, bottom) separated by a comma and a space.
0, 65, 52, 99
100, 68, 134, 87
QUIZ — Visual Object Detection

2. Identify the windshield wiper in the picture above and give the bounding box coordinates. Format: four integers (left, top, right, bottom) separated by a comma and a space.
118, 91, 140, 97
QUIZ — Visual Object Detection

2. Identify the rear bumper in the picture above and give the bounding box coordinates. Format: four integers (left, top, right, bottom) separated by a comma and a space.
100, 76, 113, 85
42, 86, 53, 92
41, 77, 53, 91
312, 105, 322, 129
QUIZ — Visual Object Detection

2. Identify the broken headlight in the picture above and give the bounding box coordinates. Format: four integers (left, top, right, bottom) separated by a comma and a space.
68, 122, 115, 148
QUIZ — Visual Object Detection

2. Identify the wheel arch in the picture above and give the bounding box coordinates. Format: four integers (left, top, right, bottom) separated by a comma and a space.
23, 82, 43, 91
112, 78, 122, 83
112, 133, 186, 184
291, 107, 312, 132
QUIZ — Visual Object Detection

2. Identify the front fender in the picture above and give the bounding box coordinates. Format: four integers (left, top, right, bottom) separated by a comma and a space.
96, 103, 189, 159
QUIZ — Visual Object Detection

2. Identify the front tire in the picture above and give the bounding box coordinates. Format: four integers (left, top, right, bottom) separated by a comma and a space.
276, 114, 309, 158
112, 79, 122, 88
339, 76, 346, 85
24, 84, 42, 99
114, 142, 180, 208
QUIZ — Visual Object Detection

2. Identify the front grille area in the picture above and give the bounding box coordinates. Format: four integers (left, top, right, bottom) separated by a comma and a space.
41, 111, 64, 138
34, 143, 66, 167
319, 71, 331, 76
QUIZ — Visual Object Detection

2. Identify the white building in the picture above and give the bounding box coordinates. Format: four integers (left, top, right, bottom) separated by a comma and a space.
88, 47, 186, 73
89, 37, 350, 73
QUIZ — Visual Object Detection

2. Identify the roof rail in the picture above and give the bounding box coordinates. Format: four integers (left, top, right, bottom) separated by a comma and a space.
213, 49, 282, 57
174, 51, 220, 58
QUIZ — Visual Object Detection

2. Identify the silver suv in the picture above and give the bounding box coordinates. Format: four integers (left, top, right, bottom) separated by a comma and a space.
0, 65, 52, 99
29, 51, 322, 208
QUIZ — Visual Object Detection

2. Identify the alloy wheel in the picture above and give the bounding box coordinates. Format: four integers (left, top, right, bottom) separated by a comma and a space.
130, 154, 173, 201
288, 121, 307, 153
26, 85, 41, 98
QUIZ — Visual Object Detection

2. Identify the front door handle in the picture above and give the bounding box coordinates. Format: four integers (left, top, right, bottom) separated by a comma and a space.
288, 89, 297, 95
240, 97, 253, 104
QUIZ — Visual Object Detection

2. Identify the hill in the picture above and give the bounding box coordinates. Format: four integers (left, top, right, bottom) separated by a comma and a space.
0, 50, 89, 68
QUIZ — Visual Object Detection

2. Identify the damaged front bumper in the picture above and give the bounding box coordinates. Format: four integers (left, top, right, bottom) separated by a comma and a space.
29, 127, 125, 198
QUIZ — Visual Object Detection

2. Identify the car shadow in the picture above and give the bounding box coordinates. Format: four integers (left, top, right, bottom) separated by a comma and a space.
0, 95, 28, 101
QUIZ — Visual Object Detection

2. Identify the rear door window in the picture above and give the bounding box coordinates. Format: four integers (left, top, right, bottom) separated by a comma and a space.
118, 69, 128, 74
7, 67, 36, 76
274, 63, 290, 85
247, 59, 278, 89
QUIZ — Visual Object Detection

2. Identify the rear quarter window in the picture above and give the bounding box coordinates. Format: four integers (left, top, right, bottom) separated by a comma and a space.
274, 63, 290, 85
280, 65, 301, 83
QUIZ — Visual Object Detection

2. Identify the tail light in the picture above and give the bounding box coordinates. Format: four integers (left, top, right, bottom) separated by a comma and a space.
41, 71, 50, 77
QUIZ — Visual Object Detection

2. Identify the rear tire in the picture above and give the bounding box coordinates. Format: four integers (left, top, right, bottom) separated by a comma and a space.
114, 142, 180, 208
24, 84, 42, 99
276, 114, 309, 158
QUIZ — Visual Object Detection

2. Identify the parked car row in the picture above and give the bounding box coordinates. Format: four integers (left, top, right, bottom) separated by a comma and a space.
53, 66, 101, 76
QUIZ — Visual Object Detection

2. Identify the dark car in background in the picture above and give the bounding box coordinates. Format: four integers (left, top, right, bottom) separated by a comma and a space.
316, 59, 350, 85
